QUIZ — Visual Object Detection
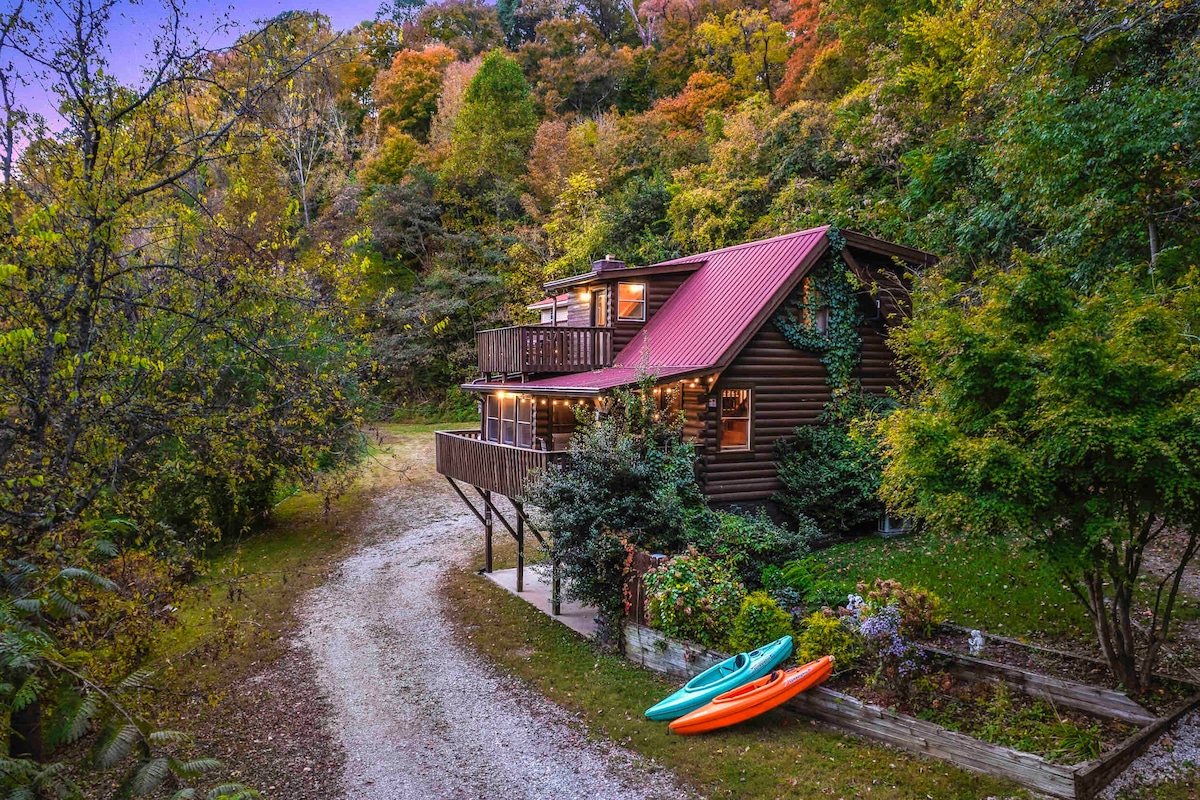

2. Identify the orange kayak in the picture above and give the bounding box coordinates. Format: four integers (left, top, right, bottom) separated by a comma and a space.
669, 656, 834, 735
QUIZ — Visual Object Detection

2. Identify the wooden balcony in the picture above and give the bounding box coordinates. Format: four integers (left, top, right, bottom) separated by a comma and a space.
435, 430, 566, 498
477, 325, 612, 375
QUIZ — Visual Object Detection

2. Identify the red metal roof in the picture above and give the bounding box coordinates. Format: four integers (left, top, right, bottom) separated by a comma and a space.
613, 227, 829, 372
463, 366, 686, 396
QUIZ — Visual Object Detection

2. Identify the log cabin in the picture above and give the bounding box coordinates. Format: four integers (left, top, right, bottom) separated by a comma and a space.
435, 227, 934, 596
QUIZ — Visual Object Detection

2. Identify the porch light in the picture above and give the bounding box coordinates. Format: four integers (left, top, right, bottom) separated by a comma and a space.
580, 291, 591, 301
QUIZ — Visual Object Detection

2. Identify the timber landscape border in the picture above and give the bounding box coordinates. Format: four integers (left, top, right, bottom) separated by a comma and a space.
622, 621, 1200, 800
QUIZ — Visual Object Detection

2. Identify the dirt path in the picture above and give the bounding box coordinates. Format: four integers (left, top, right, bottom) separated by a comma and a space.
297, 431, 683, 800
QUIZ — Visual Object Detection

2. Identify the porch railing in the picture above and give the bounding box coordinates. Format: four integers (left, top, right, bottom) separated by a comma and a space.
477, 325, 613, 375
435, 429, 566, 498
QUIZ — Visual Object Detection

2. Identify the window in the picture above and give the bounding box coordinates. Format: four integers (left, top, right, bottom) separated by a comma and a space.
719, 388, 751, 451
485, 395, 500, 441
486, 393, 534, 447
801, 277, 829, 333
617, 282, 646, 321
592, 286, 608, 326
500, 394, 516, 445
516, 397, 533, 448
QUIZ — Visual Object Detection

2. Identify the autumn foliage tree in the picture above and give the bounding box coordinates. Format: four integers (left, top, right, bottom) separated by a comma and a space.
0, 0, 366, 791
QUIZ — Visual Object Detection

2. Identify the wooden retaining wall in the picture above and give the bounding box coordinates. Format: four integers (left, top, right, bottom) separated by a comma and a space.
622, 621, 1200, 800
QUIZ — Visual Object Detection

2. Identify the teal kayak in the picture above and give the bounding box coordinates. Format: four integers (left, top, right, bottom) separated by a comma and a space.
644, 635, 793, 721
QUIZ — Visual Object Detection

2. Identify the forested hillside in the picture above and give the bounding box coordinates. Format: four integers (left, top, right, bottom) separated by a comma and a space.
308, 0, 1198, 410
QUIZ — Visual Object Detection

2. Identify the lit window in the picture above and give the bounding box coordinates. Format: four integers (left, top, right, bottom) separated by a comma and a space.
719, 388, 751, 451
617, 282, 646, 321
516, 397, 533, 448
485, 395, 500, 442
500, 394, 516, 445
486, 394, 534, 447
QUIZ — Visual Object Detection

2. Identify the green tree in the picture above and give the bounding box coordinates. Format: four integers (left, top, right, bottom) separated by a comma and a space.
694, 9, 790, 98
881, 257, 1200, 693
442, 49, 538, 214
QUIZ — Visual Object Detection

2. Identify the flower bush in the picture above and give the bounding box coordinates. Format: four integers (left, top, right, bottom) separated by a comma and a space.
860, 578, 947, 637
643, 548, 745, 649
526, 378, 706, 641
728, 591, 794, 652
859, 603, 926, 699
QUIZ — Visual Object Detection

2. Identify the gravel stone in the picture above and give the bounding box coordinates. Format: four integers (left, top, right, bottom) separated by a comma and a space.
298, 442, 685, 800
1100, 711, 1200, 798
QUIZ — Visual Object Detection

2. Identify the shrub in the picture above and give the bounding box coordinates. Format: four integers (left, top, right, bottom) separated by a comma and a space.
795, 611, 862, 668
728, 591, 795, 652
860, 578, 947, 637
690, 508, 818, 589
773, 395, 893, 534
526, 379, 708, 637
643, 548, 745, 649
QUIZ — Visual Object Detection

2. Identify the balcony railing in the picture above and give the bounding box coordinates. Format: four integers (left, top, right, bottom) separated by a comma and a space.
435, 430, 566, 498
477, 325, 612, 375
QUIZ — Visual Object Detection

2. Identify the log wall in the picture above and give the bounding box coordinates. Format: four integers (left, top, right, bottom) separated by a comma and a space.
697, 249, 906, 505
702, 326, 832, 504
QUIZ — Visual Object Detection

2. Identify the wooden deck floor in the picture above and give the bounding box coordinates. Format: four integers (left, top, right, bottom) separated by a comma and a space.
482, 568, 598, 638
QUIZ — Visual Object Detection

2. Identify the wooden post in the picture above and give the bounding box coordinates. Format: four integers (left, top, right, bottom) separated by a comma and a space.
516, 510, 525, 593
551, 560, 562, 616
483, 490, 493, 573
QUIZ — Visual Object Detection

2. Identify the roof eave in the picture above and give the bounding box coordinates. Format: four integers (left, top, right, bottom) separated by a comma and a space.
842, 230, 938, 267
542, 261, 706, 292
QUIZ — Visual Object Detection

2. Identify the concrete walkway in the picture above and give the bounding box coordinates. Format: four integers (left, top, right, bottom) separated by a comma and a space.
483, 567, 599, 638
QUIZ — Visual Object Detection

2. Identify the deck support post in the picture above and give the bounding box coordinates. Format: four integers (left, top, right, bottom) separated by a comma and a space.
483, 491, 493, 573
516, 512, 525, 593
551, 560, 562, 616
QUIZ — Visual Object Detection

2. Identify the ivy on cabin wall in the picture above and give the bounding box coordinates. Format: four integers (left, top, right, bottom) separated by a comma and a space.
774, 227, 863, 395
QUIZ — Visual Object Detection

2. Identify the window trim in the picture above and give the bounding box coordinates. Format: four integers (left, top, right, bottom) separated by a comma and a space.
717, 385, 753, 452
617, 281, 647, 322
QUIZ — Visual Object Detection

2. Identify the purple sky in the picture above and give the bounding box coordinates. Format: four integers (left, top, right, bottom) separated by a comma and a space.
14, 0, 385, 127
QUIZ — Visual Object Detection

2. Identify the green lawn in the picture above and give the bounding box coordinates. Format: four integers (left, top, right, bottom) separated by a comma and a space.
444, 566, 1025, 800
814, 530, 1092, 643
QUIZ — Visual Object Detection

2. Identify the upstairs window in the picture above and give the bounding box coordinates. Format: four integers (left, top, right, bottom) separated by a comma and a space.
617, 282, 646, 321
719, 388, 751, 451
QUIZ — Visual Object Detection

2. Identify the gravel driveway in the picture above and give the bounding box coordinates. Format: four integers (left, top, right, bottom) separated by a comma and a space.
297, 433, 684, 800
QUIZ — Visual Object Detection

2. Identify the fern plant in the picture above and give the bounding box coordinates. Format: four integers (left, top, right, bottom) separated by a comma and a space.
0, 559, 257, 799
